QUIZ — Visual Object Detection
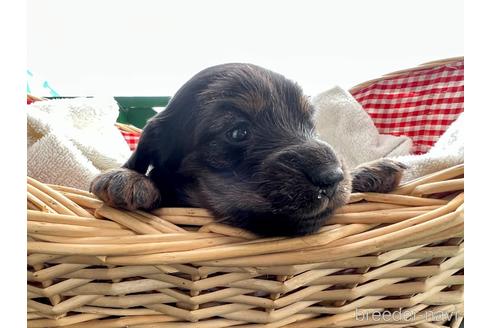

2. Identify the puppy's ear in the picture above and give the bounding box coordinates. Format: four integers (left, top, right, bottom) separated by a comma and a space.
123, 111, 182, 174
91, 67, 213, 210
123, 72, 209, 174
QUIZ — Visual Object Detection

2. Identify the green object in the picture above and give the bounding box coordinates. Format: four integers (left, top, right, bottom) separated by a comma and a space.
115, 97, 171, 128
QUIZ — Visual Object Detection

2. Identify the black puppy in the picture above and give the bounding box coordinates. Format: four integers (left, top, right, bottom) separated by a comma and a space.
91, 63, 405, 236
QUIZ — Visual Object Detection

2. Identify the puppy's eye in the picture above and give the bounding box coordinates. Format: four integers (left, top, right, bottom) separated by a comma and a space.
226, 125, 249, 142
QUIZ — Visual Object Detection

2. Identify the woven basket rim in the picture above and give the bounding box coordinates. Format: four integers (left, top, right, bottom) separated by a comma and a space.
348, 56, 464, 94
27, 164, 464, 267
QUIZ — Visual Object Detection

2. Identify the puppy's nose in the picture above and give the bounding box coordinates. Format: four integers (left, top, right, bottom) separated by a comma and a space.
307, 167, 344, 197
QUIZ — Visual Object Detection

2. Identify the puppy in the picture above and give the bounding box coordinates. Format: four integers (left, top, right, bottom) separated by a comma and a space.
91, 63, 406, 236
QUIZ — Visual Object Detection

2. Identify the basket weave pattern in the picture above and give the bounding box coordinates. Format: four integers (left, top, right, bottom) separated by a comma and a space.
27, 165, 464, 328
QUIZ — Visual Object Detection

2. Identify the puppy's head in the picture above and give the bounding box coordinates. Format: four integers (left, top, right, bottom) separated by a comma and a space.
129, 63, 351, 236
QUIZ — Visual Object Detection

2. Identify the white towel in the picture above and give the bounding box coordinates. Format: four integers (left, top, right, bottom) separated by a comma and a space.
313, 86, 413, 168
394, 112, 464, 183
27, 97, 131, 190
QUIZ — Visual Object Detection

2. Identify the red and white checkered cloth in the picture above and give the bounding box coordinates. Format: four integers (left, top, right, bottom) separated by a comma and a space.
351, 59, 464, 154
120, 130, 140, 151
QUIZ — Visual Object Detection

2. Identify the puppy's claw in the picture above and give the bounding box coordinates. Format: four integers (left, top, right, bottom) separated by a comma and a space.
90, 168, 161, 211
351, 159, 407, 193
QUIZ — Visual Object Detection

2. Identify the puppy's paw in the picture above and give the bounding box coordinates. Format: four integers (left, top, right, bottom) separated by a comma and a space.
351, 159, 408, 193
90, 168, 161, 211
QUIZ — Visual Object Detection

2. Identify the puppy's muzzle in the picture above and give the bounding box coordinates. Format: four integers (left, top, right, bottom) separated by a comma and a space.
258, 140, 345, 211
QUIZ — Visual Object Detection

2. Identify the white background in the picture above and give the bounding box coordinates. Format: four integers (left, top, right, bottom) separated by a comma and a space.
27, 0, 463, 97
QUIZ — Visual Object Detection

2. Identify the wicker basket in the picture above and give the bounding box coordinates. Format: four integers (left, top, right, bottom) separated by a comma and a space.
27, 59, 464, 328
348, 56, 464, 94
27, 166, 464, 327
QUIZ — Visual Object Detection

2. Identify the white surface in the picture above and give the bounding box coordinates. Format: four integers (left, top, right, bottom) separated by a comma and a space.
27, 0, 463, 97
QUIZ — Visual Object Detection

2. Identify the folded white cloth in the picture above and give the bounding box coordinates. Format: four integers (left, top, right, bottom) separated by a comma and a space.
394, 112, 464, 183
27, 97, 131, 190
313, 86, 413, 168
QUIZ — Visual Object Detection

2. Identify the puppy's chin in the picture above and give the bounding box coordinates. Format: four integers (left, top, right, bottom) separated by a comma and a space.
274, 182, 351, 217
295, 199, 334, 219
181, 159, 352, 237
268, 186, 351, 236
220, 207, 333, 237
254, 178, 351, 234
213, 184, 351, 237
